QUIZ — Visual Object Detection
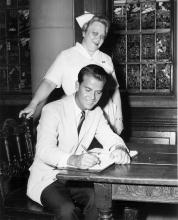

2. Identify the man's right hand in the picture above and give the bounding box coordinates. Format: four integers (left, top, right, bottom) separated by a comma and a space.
19, 102, 37, 119
67, 153, 100, 169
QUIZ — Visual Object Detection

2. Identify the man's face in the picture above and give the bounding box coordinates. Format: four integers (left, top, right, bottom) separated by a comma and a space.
82, 21, 106, 52
75, 74, 105, 110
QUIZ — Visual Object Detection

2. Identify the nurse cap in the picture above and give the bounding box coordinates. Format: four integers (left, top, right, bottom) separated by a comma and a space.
76, 11, 94, 28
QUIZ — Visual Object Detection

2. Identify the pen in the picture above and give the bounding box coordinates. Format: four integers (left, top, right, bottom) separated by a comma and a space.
81, 145, 90, 154
81, 145, 101, 165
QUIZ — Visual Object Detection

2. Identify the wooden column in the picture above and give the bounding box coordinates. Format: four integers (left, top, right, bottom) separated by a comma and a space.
30, 0, 74, 119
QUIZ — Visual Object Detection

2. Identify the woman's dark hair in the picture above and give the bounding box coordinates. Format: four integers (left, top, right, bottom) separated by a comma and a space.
78, 64, 108, 84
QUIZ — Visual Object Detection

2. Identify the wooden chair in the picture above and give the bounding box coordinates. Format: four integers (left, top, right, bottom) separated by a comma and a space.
0, 116, 55, 220
0, 116, 146, 220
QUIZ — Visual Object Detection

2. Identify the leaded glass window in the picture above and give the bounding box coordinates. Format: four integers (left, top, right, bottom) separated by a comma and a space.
0, 0, 31, 92
112, 0, 174, 94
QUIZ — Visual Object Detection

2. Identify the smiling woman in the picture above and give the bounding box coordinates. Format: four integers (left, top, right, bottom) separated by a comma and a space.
19, 13, 124, 135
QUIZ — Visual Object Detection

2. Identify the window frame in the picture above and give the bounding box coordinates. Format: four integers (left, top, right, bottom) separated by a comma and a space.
109, 0, 177, 108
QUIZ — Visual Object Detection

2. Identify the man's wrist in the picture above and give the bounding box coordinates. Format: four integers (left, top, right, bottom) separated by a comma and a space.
112, 145, 129, 154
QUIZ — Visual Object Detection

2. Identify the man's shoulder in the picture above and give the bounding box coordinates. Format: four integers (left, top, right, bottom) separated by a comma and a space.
43, 100, 62, 111
44, 95, 73, 110
91, 106, 103, 115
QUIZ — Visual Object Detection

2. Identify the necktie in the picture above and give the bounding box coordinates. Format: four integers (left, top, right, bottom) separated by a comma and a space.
77, 111, 85, 134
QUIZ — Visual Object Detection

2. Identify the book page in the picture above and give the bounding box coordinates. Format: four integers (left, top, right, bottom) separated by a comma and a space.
57, 149, 138, 173
87, 148, 138, 171
57, 149, 114, 172
87, 151, 115, 172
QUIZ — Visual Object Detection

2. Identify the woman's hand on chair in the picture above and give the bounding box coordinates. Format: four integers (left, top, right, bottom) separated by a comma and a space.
19, 102, 37, 119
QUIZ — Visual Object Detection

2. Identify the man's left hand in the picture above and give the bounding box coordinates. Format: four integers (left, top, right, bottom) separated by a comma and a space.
110, 148, 130, 164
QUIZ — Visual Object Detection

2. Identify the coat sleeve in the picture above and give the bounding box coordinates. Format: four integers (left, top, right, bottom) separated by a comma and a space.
35, 104, 71, 167
95, 110, 127, 152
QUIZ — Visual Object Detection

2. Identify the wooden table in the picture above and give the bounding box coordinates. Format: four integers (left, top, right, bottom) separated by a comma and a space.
56, 143, 178, 220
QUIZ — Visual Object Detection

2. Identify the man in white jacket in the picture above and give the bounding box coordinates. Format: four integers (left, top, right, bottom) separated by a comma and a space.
27, 64, 130, 220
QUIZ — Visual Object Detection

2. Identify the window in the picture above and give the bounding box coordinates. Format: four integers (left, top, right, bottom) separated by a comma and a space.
0, 0, 31, 94
111, 0, 175, 102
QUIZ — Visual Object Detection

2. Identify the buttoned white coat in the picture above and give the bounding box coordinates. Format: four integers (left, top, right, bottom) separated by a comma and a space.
27, 95, 126, 205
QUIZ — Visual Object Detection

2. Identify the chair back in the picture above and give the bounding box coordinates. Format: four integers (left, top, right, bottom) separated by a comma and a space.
0, 117, 34, 178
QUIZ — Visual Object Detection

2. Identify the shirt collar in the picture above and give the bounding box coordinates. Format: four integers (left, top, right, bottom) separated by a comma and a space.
73, 94, 88, 119
75, 42, 99, 59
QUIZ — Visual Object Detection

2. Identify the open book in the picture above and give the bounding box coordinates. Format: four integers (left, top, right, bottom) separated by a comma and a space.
87, 148, 138, 172
85, 148, 115, 172
58, 148, 138, 173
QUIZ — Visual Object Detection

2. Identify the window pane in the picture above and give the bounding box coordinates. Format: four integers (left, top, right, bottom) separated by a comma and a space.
0, 67, 7, 89
20, 65, 31, 90
142, 64, 155, 90
8, 65, 20, 90
0, 40, 7, 64
18, 9, 30, 37
156, 1, 171, 29
156, 32, 171, 60
156, 64, 171, 90
7, 39, 19, 64
0, 11, 6, 39
142, 34, 155, 60
19, 38, 30, 65
127, 64, 140, 90
127, 3, 140, 30
113, 4, 126, 30
127, 34, 140, 62
6, 9, 18, 37
113, 35, 126, 63
141, 2, 156, 29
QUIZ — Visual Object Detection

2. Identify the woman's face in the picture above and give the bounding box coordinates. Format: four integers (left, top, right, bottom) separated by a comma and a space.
82, 21, 106, 53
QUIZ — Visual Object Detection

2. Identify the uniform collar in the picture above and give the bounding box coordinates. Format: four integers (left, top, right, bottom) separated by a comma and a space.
75, 42, 99, 59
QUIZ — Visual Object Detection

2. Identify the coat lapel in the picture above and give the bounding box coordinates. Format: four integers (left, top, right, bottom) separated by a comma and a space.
78, 111, 94, 139
75, 110, 97, 154
63, 96, 79, 152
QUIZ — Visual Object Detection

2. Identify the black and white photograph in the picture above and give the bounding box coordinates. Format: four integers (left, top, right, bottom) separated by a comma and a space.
0, 0, 177, 220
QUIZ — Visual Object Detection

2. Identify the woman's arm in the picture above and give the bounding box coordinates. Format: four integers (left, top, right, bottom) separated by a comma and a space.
102, 55, 124, 134
19, 79, 56, 118
112, 88, 123, 135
